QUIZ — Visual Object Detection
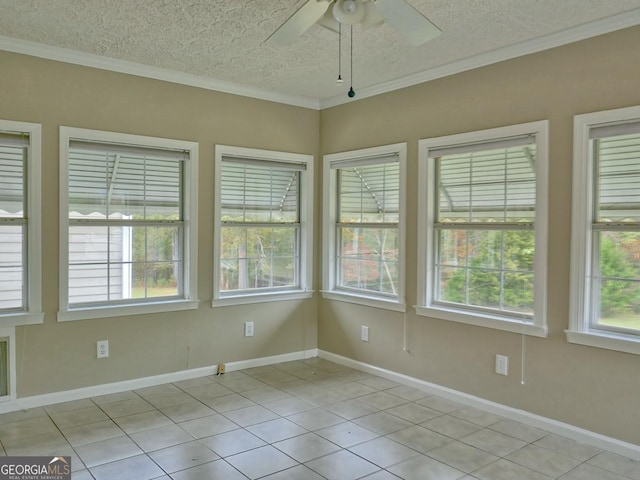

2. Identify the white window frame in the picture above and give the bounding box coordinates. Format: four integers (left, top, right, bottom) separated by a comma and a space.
0, 119, 43, 327
0, 328, 17, 403
568, 105, 640, 354
213, 145, 314, 307
58, 127, 199, 321
417, 122, 548, 336
322, 143, 407, 312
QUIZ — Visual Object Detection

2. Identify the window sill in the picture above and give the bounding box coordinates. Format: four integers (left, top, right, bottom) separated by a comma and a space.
321, 290, 406, 312
212, 290, 314, 307
565, 329, 640, 355
58, 299, 199, 322
0, 312, 44, 327
415, 305, 547, 337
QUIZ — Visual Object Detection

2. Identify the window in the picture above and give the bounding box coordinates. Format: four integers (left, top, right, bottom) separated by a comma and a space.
322, 143, 406, 311
59, 127, 198, 321
213, 145, 313, 306
569, 106, 640, 354
417, 122, 548, 336
0, 120, 42, 326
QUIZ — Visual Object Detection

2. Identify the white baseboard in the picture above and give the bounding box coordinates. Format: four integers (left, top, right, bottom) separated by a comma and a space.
3, 345, 638, 462
225, 348, 318, 373
318, 349, 640, 461
0, 348, 318, 415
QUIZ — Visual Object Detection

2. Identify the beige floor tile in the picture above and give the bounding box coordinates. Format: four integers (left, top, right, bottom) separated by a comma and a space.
75, 435, 142, 468
50, 406, 110, 429
113, 410, 173, 434
222, 404, 279, 427
90, 453, 164, 480
349, 436, 420, 468
315, 420, 379, 448
148, 440, 219, 473
99, 397, 155, 418
199, 428, 265, 457
129, 424, 194, 452
179, 413, 238, 438
159, 400, 215, 423
273, 432, 340, 462
60, 419, 125, 447
226, 445, 298, 479
306, 449, 380, 480
428, 440, 499, 473
473, 458, 553, 480
0, 415, 60, 442
170, 459, 248, 480
506, 444, 582, 477
246, 417, 308, 443
388, 454, 465, 480
353, 411, 412, 435
588, 451, 640, 480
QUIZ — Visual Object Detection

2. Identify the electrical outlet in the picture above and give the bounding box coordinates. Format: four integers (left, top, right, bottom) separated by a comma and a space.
361, 325, 369, 342
244, 321, 254, 337
97, 340, 109, 359
495, 354, 508, 376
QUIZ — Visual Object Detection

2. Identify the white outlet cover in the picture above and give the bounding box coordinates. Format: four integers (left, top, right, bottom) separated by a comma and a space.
361, 326, 369, 342
97, 340, 109, 359
495, 354, 508, 376
244, 322, 254, 337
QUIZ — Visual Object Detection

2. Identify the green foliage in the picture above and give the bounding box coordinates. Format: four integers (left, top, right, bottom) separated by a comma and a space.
440, 229, 534, 313
132, 216, 179, 290
219, 224, 297, 290
599, 234, 640, 317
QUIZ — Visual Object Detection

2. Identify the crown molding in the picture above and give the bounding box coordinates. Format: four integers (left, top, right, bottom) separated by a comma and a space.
319, 8, 640, 109
0, 35, 321, 110
1, 7, 640, 111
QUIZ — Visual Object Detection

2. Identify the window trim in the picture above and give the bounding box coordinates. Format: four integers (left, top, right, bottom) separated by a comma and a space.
322, 143, 407, 312
416, 121, 549, 337
568, 105, 640, 354
0, 329, 17, 402
58, 127, 199, 321
212, 145, 314, 307
0, 119, 43, 327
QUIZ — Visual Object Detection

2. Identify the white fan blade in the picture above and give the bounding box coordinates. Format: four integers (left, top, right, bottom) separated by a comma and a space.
318, 6, 340, 33
266, 0, 331, 46
372, 0, 441, 46
361, 0, 385, 30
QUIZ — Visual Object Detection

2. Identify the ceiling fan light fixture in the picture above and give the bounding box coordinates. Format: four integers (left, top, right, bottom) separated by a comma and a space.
333, 0, 365, 25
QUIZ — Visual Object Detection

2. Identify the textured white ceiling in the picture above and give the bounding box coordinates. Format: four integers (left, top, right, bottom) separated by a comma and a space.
1, 0, 640, 107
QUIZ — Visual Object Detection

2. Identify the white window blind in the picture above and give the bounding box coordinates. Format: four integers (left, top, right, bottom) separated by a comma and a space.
337, 156, 399, 224
434, 143, 536, 223
220, 156, 304, 224
592, 131, 640, 223
0, 132, 28, 311
68, 140, 184, 220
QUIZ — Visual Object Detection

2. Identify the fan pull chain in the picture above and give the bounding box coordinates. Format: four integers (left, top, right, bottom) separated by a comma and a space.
337, 23, 343, 83
348, 25, 355, 97
521, 315, 527, 385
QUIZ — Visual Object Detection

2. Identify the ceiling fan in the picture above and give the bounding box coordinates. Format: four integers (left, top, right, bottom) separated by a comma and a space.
266, 0, 441, 47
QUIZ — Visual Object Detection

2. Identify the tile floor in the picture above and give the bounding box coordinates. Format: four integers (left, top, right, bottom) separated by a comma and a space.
1, 358, 639, 480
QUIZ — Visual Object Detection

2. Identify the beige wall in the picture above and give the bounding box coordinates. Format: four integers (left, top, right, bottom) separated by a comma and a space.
319, 26, 640, 446
2, 25, 640, 447
0, 51, 320, 397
